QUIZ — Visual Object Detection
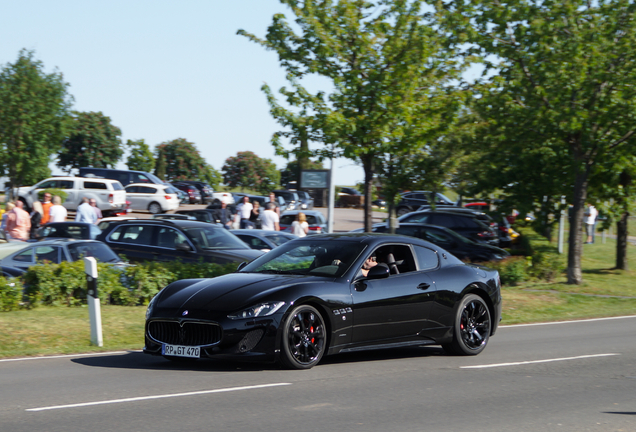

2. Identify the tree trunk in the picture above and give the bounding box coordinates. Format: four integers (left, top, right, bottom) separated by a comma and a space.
362, 155, 374, 232
615, 212, 629, 270
567, 171, 589, 284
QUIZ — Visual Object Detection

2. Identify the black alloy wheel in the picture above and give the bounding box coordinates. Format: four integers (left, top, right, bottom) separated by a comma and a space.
280, 305, 326, 370
443, 293, 491, 356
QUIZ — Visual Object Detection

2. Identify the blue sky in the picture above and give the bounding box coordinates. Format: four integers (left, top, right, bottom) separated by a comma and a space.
1, 1, 364, 187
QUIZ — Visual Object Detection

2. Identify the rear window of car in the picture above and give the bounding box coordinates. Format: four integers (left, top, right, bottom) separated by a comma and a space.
84, 181, 108, 190
413, 245, 439, 271
280, 215, 320, 225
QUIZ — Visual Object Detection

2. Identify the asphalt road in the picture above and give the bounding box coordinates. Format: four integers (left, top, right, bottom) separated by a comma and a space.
1, 316, 634, 431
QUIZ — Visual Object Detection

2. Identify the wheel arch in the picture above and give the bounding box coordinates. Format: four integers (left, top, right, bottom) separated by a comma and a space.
462, 283, 496, 336
280, 297, 333, 355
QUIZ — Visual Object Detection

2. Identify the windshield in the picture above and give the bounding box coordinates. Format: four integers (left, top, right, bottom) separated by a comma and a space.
240, 239, 365, 277
183, 226, 250, 250
68, 242, 121, 263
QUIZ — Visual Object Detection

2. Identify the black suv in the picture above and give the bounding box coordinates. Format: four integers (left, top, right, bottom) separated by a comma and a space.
396, 191, 456, 217
173, 180, 214, 204
97, 219, 263, 264
396, 210, 499, 246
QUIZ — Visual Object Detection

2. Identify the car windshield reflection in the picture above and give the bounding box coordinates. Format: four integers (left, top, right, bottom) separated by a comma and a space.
241, 240, 365, 277
183, 226, 250, 250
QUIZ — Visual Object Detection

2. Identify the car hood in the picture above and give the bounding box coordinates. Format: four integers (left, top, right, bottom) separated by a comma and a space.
154, 273, 327, 315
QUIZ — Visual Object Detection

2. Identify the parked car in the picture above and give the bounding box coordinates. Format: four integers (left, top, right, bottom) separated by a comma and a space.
36, 222, 102, 240
176, 209, 223, 224
273, 190, 300, 211
79, 167, 164, 187
230, 229, 298, 251
14, 176, 127, 216
144, 233, 501, 368
97, 216, 137, 232
97, 219, 264, 265
338, 187, 360, 196
124, 183, 179, 214
152, 214, 196, 221
0, 239, 124, 271
172, 183, 202, 204
211, 191, 235, 206
354, 223, 509, 262
412, 207, 497, 230
166, 183, 189, 204
279, 210, 327, 234
396, 191, 457, 216
173, 180, 214, 204
295, 191, 314, 210
396, 210, 499, 246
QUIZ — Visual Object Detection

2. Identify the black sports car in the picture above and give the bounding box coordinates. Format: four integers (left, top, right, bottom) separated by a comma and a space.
144, 233, 502, 369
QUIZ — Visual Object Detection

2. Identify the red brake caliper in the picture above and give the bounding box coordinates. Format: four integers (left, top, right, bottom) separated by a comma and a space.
310, 326, 315, 343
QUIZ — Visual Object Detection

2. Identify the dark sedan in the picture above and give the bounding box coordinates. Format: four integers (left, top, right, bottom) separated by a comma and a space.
97, 219, 263, 265
397, 210, 499, 246
144, 233, 502, 369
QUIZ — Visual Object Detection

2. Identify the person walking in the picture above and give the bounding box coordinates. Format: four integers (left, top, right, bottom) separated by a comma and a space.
29, 201, 44, 239
40, 192, 53, 225
584, 203, 598, 244
259, 202, 280, 231
249, 200, 262, 229
291, 212, 309, 237
89, 198, 102, 224
1, 202, 15, 237
49, 195, 68, 222
76, 197, 98, 224
236, 195, 254, 229
268, 192, 281, 216
6, 201, 31, 241
213, 201, 234, 229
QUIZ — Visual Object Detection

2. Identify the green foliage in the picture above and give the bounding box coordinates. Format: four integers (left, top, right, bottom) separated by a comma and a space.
0, 49, 73, 188
125, 139, 155, 172
488, 256, 531, 287
154, 138, 221, 188
37, 188, 68, 203
222, 151, 281, 194
0, 277, 22, 311
57, 111, 123, 173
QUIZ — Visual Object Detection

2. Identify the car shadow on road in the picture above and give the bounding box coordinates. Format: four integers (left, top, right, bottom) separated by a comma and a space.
71, 345, 447, 372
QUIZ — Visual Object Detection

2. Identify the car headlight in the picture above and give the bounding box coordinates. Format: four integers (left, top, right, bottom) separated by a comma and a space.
228, 301, 285, 320
145, 295, 157, 320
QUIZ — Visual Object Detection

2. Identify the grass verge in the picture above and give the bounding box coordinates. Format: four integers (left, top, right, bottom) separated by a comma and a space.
1, 232, 634, 359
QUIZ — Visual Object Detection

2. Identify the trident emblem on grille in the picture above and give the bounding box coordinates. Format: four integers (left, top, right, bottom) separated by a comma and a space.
182, 310, 188, 316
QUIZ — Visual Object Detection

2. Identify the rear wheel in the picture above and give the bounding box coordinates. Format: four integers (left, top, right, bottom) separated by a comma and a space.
148, 202, 163, 214
280, 305, 326, 370
443, 294, 491, 356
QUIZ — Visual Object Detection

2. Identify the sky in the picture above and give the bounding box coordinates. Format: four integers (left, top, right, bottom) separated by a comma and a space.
1, 1, 364, 187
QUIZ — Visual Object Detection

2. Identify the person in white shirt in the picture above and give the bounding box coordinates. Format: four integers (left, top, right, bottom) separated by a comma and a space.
291, 212, 309, 237
49, 195, 68, 222
236, 195, 254, 229
75, 197, 98, 224
259, 202, 280, 231
584, 203, 598, 244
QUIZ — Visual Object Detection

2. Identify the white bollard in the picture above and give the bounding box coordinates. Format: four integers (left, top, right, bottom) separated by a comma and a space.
84, 257, 103, 347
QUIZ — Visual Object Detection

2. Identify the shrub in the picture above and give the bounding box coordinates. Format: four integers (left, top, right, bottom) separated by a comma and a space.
529, 251, 565, 282
489, 256, 530, 286
0, 277, 22, 311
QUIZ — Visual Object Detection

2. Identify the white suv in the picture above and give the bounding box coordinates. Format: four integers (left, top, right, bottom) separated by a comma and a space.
15, 177, 127, 216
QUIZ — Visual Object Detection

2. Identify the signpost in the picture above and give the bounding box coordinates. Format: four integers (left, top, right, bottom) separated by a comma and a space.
84, 257, 103, 347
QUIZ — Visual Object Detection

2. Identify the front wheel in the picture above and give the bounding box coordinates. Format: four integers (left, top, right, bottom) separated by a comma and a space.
148, 202, 163, 214
443, 294, 491, 356
280, 305, 326, 370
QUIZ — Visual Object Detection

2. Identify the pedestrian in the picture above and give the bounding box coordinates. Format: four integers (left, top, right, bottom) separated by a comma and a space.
259, 202, 280, 231
1, 202, 15, 237
249, 200, 261, 229
76, 197, 98, 224
6, 200, 31, 241
40, 192, 53, 225
89, 198, 102, 224
236, 195, 254, 229
213, 201, 233, 229
30, 201, 44, 239
291, 212, 309, 237
49, 195, 68, 222
268, 192, 281, 216
584, 203, 598, 244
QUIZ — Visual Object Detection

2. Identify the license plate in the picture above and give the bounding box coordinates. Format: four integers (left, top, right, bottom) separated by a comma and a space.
162, 344, 200, 358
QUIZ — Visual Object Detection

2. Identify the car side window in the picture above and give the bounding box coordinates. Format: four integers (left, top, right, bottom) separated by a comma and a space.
58, 180, 74, 189
111, 225, 154, 245
237, 235, 270, 250
374, 245, 417, 275
36, 246, 62, 264
157, 227, 190, 249
13, 248, 34, 263
413, 245, 439, 271
37, 180, 58, 189
126, 186, 139, 194
401, 213, 428, 223
84, 181, 107, 190
133, 174, 150, 183
138, 186, 156, 194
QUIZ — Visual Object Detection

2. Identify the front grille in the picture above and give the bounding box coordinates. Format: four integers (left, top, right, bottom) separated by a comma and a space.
148, 321, 221, 346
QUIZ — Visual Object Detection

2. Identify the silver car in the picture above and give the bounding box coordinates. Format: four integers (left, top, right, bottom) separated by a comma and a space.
124, 183, 180, 214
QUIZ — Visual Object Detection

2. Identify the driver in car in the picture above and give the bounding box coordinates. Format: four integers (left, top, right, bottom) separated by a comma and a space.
360, 253, 389, 277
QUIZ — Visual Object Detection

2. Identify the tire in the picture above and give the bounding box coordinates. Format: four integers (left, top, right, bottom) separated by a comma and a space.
396, 206, 411, 217
280, 305, 327, 370
443, 294, 491, 356
148, 202, 163, 214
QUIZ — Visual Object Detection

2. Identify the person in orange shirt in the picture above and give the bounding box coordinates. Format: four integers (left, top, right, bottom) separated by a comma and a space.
40, 192, 53, 225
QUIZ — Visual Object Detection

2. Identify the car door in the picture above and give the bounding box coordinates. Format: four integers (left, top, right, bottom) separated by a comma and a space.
83, 181, 110, 206
105, 224, 156, 262
124, 186, 143, 210
153, 226, 198, 262
58, 180, 79, 209
350, 244, 436, 345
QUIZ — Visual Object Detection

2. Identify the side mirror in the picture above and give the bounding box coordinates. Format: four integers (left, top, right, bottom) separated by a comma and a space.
176, 243, 193, 252
366, 265, 390, 279
236, 261, 248, 271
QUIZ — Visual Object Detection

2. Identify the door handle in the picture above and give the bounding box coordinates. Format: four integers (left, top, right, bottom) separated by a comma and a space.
417, 283, 430, 290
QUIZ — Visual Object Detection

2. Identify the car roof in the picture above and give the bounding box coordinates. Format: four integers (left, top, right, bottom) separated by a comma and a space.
125, 183, 167, 188
102, 219, 222, 228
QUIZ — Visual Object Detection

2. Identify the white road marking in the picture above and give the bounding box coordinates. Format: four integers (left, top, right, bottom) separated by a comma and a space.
0, 351, 136, 363
500, 315, 636, 328
460, 353, 620, 369
26, 383, 292, 412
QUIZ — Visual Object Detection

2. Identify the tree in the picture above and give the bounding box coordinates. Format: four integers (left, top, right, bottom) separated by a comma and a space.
0, 49, 72, 188
126, 139, 155, 172
239, 0, 462, 231
57, 111, 123, 173
154, 138, 221, 187
222, 151, 281, 194
438, 0, 636, 284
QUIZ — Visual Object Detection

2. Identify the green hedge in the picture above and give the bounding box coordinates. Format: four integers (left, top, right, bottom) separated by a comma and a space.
2, 260, 239, 311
